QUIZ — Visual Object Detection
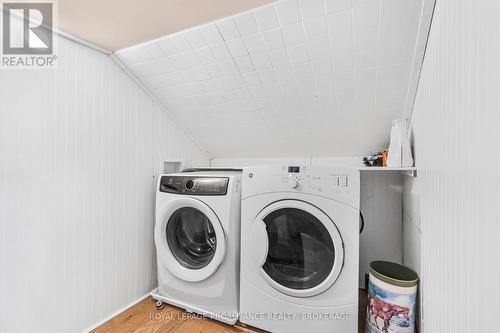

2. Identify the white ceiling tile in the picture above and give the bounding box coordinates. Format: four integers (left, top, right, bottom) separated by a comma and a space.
202, 78, 231, 93
181, 83, 206, 96
326, 0, 353, 14
155, 86, 177, 99
116, 47, 155, 66
316, 76, 335, 95
248, 85, 267, 99
226, 75, 246, 89
205, 63, 226, 78
210, 43, 231, 61
257, 70, 277, 84
216, 17, 240, 40
334, 68, 355, 92
375, 65, 407, 111
130, 57, 172, 77
263, 83, 281, 96
183, 66, 211, 82
352, 0, 379, 55
154, 57, 176, 74
250, 52, 272, 69
275, 0, 301, 25
312, 59, 334, 77
184, 28, 207, 48
169, 51, 199, 70
298, 0, 326, 19
308, 40, 331, 60
328, 10, 354, 71
303, 17, 329, 42
222, 90, 240, 102
234, 55, 255, 73
169, 34, 192, 53
200, 23, 224, 44
355, 67, 377, 106
242, 34, 266, 54
191, 94, 212, 106
378, 0, 413, 66
226, 39, 248, 58
274, 64, 295, 82
293, 62, 314, 78
288, 44, 310, 63
234, 11, 260, 36
143, 42, 165, 60
280, 81, 299, 94
196, 47, 216, 65
156, 37, 178, 56
355, 51, 377, 70
129, 63, 156, 77
220, 60, 239, 76
242, 71, 261, 86
233, 88, 251, 100
282, 23, 306, 46
255, 97, 273, 109
146, 71, 185, 88
262, 28, 285, 50
269, 48, 291, 66
209, 92, 226, 105
254, 5, 280, 31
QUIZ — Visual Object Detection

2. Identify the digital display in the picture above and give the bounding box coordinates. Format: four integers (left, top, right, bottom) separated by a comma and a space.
288, 166, 300, 173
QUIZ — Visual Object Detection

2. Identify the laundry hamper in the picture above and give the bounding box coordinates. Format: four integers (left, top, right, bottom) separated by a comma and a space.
366, 261, 419, 333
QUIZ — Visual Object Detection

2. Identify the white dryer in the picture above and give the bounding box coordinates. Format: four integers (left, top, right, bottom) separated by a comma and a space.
240, 165, 360, 332
152, 170, 241, 324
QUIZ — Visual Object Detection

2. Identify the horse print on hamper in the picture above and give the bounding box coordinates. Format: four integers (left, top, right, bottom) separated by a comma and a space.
368, 292, 410, 332
366, 281, 416, 333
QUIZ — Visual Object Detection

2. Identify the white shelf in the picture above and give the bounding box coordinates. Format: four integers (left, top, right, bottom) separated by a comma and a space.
356, 166, 417, 177
356, 166, 416, 171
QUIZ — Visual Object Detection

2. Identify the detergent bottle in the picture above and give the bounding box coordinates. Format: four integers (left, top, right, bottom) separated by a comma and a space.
387, 119, 414, 167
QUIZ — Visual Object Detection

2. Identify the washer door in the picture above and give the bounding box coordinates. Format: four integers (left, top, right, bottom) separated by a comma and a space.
155, 197, 226, 282
250, 200, 344, 297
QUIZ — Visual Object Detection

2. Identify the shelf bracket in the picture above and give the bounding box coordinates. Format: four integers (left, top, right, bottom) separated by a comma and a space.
402, 169, 417, 177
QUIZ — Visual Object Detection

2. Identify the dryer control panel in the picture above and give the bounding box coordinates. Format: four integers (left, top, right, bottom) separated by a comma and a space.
160, 176, 229, 195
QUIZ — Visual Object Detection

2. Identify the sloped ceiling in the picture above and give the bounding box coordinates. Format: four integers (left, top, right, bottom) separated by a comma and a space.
115, 0, 427, 158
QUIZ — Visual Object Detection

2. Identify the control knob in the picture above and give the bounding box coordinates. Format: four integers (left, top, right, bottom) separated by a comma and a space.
287, 177, 298, 189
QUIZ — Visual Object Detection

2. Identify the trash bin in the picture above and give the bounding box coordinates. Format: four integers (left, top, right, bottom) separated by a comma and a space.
366, 261, 419, 333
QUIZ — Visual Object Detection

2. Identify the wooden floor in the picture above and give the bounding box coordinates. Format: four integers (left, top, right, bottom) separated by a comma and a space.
92, 290, 367, 333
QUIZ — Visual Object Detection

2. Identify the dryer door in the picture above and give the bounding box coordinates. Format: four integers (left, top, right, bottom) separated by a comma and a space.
250, 200, 344, 297
155, 197, 226, 282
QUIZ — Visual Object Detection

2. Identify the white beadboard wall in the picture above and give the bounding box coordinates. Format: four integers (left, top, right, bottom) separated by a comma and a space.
409, 0, 500, 331
0, 35, 209, 333
402, 176, 421, 329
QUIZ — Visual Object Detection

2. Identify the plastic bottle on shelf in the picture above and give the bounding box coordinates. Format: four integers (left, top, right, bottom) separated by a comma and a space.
387, 119, 414, 167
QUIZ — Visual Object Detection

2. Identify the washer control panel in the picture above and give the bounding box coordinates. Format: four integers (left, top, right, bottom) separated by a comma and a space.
160, 176, 229, 195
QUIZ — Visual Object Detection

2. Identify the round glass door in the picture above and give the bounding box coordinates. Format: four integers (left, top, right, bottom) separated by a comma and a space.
155, 197, 226, 282
166, 207, 216, 269
263, 208, 335, 290
252, 200, 344, 297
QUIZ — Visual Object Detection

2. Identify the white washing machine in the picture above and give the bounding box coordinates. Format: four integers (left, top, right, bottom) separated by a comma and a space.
152, 170, 242, 324
240, 165, 360, 333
